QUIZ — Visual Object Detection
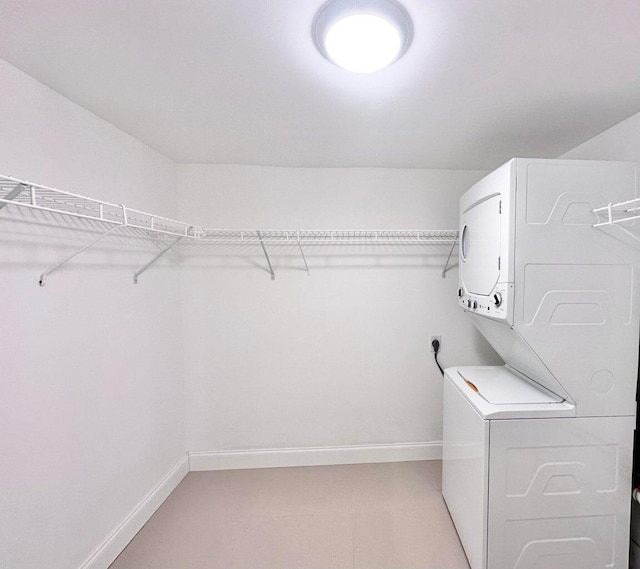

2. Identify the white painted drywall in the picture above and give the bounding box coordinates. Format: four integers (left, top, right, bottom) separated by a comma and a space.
0, 59, 184, 569
560, 110, 640, 162
177, 164, 501, 454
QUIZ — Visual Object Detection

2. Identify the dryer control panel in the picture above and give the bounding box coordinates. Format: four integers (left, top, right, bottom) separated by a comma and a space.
458, 283, 512, 321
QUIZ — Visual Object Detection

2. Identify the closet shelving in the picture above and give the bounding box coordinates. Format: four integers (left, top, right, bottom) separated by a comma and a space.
593, 198, 640, 227
0, 174, 459, 282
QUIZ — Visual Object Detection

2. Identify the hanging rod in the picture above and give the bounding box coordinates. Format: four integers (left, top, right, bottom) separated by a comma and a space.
0, 173, 459, 282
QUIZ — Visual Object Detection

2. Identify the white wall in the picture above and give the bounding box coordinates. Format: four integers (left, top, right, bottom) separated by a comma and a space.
177, 165, 501, 455
561, 110, 640, 162
0, 59, 184, 569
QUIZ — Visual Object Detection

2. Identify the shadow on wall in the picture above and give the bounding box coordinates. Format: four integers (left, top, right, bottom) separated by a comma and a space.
471, 326, 504, 367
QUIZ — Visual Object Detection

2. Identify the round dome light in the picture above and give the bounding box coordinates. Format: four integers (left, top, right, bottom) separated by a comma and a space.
313, 0, 413, 73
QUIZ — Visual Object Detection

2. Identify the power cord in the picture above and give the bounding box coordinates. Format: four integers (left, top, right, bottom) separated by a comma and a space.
432, 339, 444, 376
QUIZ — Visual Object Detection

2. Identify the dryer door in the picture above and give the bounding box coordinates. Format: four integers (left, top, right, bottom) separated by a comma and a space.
460, 194, 502, 296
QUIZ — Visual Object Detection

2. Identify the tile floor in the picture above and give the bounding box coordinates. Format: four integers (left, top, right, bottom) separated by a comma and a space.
109, 460, 470, 569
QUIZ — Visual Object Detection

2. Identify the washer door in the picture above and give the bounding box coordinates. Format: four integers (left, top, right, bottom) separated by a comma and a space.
460, 194, 502, 296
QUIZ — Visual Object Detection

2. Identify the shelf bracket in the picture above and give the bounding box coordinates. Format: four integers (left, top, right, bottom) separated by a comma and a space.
39, 224, 122, 286
257, 230, 275, 280
441, 236, 458, 278
296, 232, 309, 276
0, 183, 28, 210
133, 235, 184, 284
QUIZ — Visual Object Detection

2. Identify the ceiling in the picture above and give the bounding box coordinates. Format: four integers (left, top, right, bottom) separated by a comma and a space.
1, 0, 640, 170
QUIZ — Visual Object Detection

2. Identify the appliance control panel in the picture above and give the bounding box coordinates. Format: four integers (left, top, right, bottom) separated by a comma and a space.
458, 284, 512, 321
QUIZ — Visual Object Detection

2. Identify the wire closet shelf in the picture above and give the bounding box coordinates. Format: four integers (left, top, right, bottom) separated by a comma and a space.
593, 198, 640, 227
0, 174, 459, 283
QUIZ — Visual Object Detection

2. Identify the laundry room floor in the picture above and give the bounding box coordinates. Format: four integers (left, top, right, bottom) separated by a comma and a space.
109, 460, 470, 569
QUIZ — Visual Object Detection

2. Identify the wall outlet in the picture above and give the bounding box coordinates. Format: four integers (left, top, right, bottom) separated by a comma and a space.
430, 335, 441, 352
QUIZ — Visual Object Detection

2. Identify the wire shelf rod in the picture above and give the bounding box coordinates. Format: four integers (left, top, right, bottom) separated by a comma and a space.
593, 197, 640, 212
593, 198, 640, 227
0, 198, 196, 239
0, 173, 462, 281
194, 229, 459, 245
0, 175, 199, 236
594, 215, 640, 227
0, 178, 460, 247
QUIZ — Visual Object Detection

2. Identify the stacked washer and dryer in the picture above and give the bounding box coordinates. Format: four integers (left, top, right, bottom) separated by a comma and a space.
442, 158, 640, 569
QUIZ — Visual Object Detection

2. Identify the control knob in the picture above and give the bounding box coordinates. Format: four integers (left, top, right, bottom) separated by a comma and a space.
493, 292, 502, 308
473, 301, 478, 309
457, 288, 463, 298
466, 299, 471, 308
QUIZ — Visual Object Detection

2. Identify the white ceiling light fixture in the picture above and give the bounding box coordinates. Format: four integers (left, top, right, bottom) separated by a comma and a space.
313, 0, 413, 73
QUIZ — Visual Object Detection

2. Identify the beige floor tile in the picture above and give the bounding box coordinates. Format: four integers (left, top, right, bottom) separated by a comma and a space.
252, 470, 354, 516
330, 460, 443, 495
353, 469, 441, 513
353, 495, 470, 569
109, 461, 466, 569
176, 470, 271, 518
230, 513, 355, 569
109, 509, 246, 569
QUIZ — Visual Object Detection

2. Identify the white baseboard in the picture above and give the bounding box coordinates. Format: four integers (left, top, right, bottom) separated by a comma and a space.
78, 454, 189, 569
188, 442, 442, 471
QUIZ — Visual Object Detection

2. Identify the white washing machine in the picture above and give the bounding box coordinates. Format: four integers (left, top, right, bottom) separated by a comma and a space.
442, 158, 640, 569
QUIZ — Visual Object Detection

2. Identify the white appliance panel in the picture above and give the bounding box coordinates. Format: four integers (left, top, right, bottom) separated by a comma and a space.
487, 416, 633, 569
442, 376, 488, 569
512, 159, 640, 417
